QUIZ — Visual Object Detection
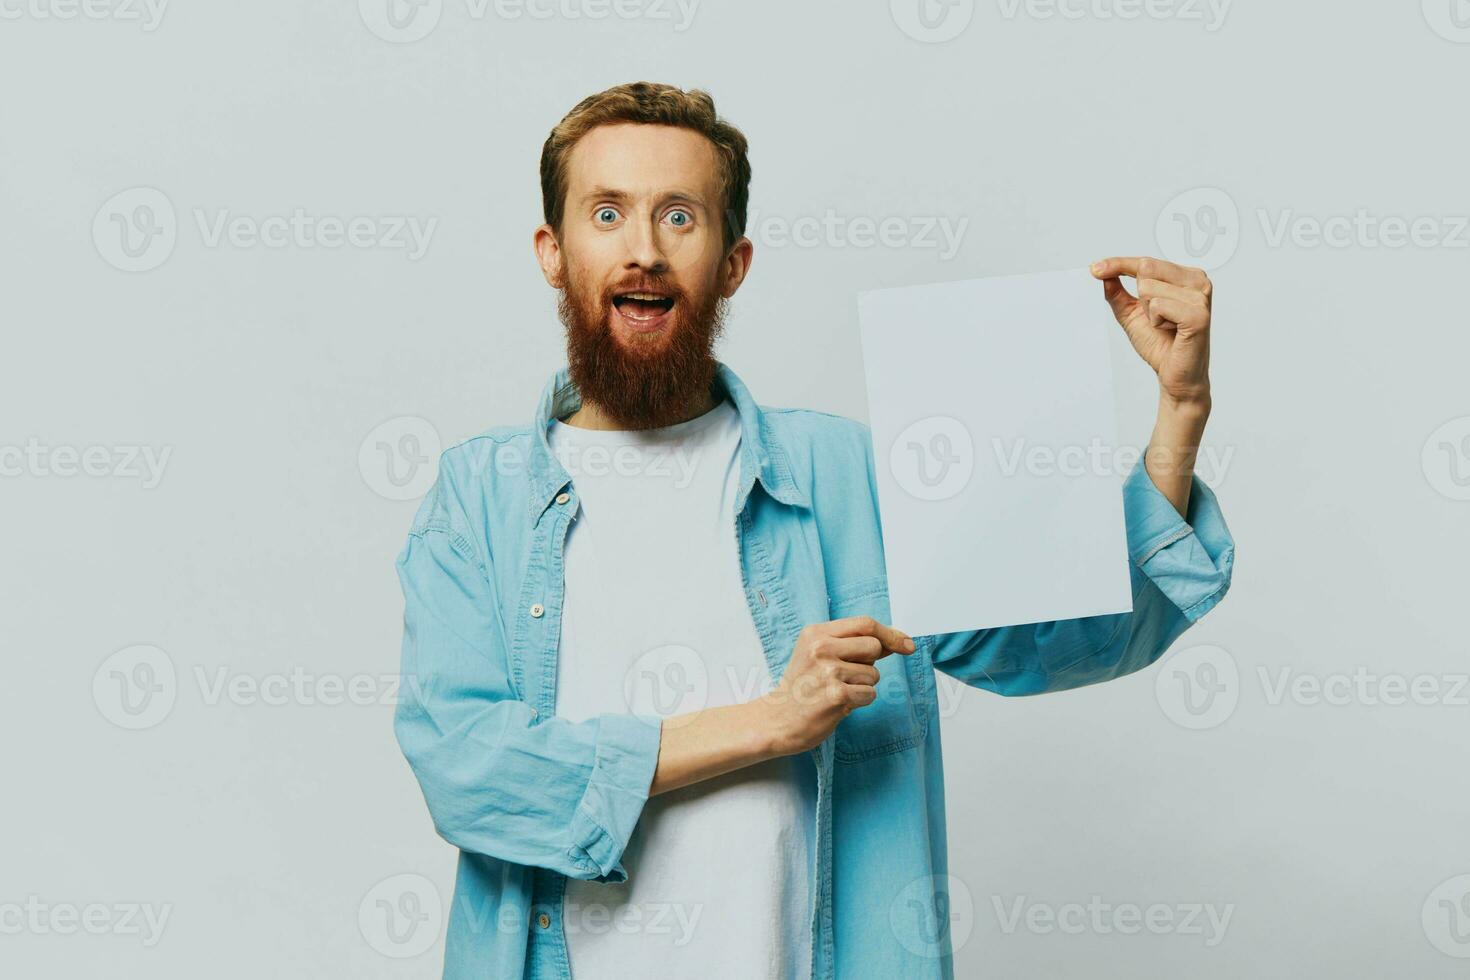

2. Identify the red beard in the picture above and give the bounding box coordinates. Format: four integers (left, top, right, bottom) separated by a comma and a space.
558, 269, 728, 430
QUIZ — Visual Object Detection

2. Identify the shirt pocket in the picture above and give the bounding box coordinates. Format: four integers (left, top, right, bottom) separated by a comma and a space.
826, 575, 934, 763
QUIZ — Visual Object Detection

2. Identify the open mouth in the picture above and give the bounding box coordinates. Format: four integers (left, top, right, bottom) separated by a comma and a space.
611, 291, 676, 331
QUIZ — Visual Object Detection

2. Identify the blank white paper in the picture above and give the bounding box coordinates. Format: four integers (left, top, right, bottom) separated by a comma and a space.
857, 267, 1133, 636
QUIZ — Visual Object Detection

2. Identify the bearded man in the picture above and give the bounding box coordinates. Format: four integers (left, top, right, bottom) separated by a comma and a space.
393, 81, 1234, 980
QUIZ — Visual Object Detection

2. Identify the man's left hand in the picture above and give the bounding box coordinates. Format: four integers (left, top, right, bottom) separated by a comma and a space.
1090, 256, 1212, 408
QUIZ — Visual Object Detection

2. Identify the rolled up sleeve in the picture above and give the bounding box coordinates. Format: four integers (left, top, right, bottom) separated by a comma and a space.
394, 475, 662, 882
1123, 457, 1234, 623
564, 713, 665, 879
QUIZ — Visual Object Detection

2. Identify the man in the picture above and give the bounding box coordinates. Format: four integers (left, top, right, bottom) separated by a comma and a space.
394, 81, 1234, 980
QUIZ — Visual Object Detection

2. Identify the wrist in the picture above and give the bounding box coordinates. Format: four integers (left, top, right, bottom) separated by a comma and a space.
1159, 386, 1212, 420
747, 694, 792, 759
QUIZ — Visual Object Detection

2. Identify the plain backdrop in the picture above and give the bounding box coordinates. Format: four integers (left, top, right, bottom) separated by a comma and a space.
3, 1, 1468, 976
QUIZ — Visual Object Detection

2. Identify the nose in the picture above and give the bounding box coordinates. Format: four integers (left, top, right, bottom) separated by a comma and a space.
621, 213, 670, 274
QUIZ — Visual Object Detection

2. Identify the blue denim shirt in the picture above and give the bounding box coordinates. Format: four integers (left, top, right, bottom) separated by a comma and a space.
394, 361, 1235, 979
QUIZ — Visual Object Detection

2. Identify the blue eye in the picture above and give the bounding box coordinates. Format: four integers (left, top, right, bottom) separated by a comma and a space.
666, 209, 691, 228
595, 208, 619, 224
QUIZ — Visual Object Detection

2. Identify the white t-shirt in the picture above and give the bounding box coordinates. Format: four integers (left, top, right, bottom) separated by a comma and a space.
549, 398, 815, 980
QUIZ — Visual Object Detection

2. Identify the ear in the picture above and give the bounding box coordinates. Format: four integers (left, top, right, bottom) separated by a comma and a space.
719, 236, 754, 299
533, 224, 565, 289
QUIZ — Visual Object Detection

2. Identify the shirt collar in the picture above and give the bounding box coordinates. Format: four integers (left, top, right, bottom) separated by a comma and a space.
526, 361, 811, 521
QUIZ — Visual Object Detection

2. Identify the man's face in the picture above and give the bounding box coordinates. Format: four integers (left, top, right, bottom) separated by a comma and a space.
535, 123, 752, 428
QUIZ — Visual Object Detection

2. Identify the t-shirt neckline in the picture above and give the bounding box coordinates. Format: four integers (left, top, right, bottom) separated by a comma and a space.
550, 397, 736, 446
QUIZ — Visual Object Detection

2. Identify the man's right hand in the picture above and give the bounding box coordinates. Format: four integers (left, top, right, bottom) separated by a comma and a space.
648, 616, 915, 796
758, 616, 916, 757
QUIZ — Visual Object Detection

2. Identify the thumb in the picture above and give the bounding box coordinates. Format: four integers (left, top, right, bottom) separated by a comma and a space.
1101, 276, 1137, 325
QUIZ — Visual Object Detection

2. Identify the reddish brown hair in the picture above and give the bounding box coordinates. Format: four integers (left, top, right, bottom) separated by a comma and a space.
540, 81, 752, 252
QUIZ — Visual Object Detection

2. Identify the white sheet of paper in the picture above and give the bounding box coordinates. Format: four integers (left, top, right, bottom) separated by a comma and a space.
857, 267, 1133, 636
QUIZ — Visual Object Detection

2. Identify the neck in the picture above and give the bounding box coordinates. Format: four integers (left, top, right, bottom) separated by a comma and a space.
562, 386, 718, 431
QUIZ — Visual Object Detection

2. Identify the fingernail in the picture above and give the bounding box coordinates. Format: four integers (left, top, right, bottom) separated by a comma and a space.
1090, 261, 1104, 275
904, 637, 916, 653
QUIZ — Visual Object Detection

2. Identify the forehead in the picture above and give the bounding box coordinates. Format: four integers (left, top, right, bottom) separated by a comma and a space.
564, 123, 722, 202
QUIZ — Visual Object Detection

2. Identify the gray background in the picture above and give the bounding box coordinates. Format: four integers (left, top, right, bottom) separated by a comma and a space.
3, 0, 1468, 976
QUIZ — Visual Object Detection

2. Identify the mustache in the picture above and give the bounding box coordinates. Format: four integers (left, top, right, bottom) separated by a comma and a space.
559, 270, 727, 431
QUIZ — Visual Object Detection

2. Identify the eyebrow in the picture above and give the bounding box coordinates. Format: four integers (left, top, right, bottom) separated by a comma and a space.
579, 186, 709, 209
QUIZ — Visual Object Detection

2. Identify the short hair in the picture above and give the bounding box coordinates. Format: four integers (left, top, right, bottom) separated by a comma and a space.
540, 81, 751, 252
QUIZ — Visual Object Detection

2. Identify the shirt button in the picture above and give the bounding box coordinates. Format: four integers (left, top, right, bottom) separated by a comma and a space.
529, 603, 545, 618
537, 913, 551, 930
555, 492, 571, 505
528, 707, 538, 719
